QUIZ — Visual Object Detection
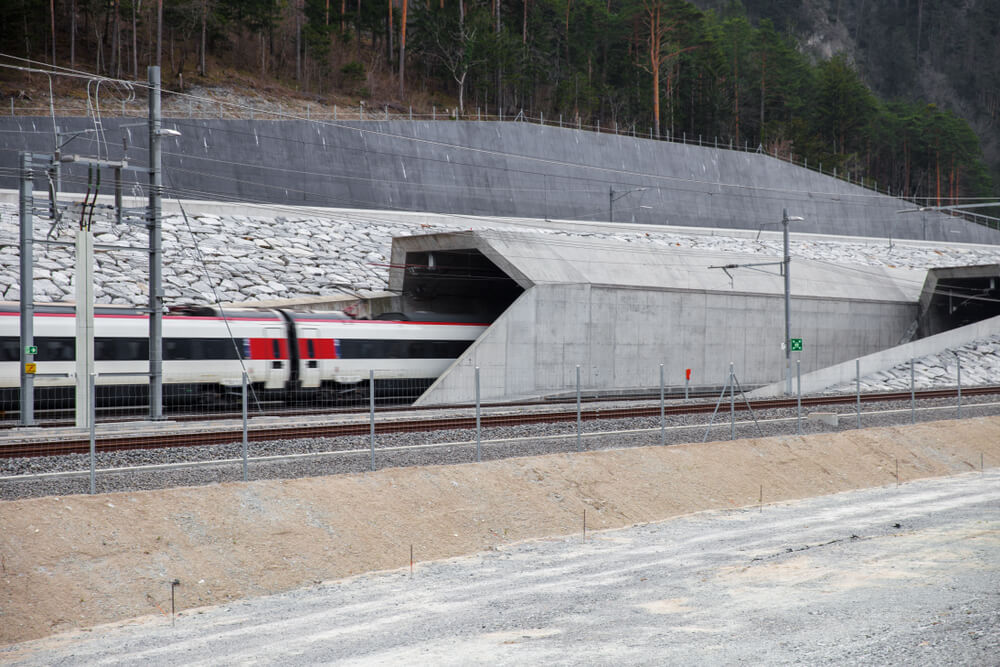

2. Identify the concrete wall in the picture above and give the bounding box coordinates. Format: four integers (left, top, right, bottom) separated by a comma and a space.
749, 313, 1000, 398
418, 283, 916, 404
3, 117, 996, 244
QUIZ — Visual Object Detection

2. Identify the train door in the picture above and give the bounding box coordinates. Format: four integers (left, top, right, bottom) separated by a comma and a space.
264, 327, 287, 389
298, 327, 321, 389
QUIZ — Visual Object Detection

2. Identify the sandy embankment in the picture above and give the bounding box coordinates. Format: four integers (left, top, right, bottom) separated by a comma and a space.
2, 416, 998, 646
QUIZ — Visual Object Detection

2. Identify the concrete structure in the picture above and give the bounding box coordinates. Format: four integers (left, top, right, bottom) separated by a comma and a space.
390, 231, 922, 404
2, 117, 997, 244
749, 313, 1000, 398
917, 264, 1000, 337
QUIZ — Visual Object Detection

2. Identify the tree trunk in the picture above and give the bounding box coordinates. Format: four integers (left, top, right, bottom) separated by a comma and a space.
50, 0, 56, 65
200, 0, 207, 76
71, 0, 77, 68
296, 0, 302, 80
132, 0, 138, 79
156, 0, 162, 69
399, 0, 408, 97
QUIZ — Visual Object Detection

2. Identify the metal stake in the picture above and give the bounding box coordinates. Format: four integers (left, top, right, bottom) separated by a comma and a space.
910, 358, 916, 424
170, 579, 180, 626
475, 366, 481, 462
369, 369, 376, 471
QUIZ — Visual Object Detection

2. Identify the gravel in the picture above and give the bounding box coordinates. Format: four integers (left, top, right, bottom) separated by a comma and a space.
3, 395, 997, 500
5, 471, 998, 665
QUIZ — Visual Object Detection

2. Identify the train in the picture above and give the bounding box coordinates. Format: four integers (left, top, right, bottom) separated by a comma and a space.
0, 302, 488, 411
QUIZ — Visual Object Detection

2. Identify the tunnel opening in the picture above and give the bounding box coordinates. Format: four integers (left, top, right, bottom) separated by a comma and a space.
398, 249, 524, 323
919, 266, 1000, 337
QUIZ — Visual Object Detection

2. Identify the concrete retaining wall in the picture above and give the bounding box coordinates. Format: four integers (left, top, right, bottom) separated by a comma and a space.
2, 117, 996, 244
419, 283, 916, 404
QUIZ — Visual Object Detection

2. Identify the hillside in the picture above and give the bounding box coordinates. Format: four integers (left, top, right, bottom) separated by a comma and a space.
1, 0, 997, 203
691, 0, 1000, 192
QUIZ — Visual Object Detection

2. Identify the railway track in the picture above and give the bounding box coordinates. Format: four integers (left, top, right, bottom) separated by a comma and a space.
3, 386, 998, 459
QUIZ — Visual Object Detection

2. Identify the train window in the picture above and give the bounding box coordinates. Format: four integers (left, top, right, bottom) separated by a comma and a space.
165, 339, 192, 360
336, 338, 474, 359
95, 337, 148, 361
36, 337, 75, 361
165, 338, 243, 360
0, 337, 18, 362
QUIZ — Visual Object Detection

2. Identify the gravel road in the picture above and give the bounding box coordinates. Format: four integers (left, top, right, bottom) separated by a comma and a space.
4, 471, 998, 665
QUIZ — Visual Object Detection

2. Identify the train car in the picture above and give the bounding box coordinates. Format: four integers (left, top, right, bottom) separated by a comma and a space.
288, 310, 488, 400
0, 303, 293, 410
1, 303, 489, 412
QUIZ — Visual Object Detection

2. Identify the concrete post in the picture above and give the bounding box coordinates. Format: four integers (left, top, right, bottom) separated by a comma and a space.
18, 152, 34, 426
148, 66, 164, 420
75, 229, 95, 428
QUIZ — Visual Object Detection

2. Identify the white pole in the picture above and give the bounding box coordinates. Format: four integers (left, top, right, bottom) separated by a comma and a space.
75, 228, 95, 428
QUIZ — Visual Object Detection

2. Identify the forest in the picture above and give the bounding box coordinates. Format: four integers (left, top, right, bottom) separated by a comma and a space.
1, 0, 994, 204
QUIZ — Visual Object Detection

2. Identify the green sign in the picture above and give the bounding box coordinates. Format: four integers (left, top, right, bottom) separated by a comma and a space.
25, 345, 37, 355
790, 338, 803, 351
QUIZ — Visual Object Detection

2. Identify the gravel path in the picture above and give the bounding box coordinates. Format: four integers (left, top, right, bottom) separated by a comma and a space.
3, 396, 998, 500
5, 471, 998, 665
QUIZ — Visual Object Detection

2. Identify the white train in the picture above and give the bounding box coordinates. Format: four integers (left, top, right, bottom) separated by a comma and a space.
0, 303, 487, 410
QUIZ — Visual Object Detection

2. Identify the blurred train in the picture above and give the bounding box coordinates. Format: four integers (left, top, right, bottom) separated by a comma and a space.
0, 303, 488, 410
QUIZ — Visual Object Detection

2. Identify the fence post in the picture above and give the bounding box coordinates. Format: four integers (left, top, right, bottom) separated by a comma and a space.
334, 104, 337, 120
957, 357, 962, 418
910, 358, 916, 424
475, 366, 482, 462
659, 364, 665, 447
796, 360, 802, 435
89, 372, 97, 495
729, 363, 736, 440
576, 365, 582, 451
369, 369, 376, 471
242, 370, 248, 482
856, 359, 861, 429
432, 106, 436, 120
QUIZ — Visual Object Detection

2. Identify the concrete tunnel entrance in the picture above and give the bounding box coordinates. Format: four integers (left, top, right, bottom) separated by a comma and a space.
396, 248, 524, 323
918, 265, 1000, 338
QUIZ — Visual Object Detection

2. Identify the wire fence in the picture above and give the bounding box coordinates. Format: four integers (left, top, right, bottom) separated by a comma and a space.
3, 356, 998, 497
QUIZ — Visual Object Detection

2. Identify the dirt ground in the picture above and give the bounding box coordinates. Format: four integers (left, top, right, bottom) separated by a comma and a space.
2, 416, 998, 647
